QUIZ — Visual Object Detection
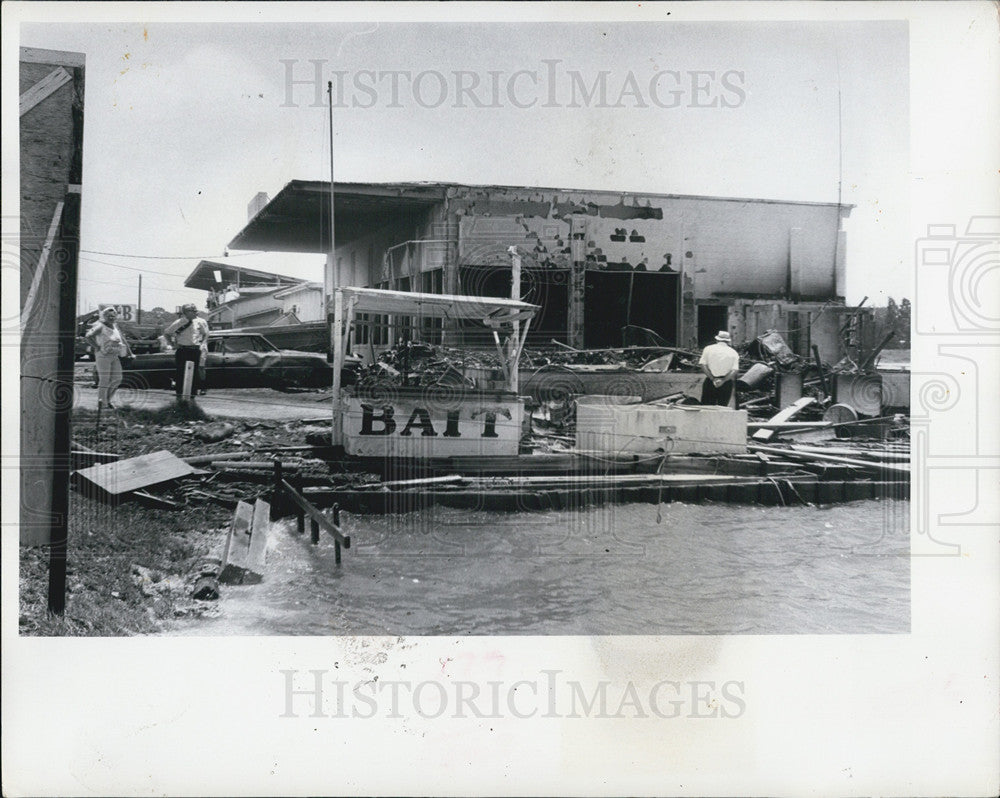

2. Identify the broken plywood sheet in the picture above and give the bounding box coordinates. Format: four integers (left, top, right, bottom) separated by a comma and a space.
751, 397, 816, 442
219, 499, 269, 585
75, 450, 195, 495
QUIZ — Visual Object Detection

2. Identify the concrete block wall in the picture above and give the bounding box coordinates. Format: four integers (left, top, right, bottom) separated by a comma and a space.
328, 183, 849, 349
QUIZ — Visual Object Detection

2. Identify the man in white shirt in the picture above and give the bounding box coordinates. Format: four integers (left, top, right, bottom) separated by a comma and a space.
698, 330, 740, 407
164, 303, 210, 397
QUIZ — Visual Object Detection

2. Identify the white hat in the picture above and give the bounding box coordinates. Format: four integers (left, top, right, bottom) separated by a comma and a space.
715, 330, 732, 343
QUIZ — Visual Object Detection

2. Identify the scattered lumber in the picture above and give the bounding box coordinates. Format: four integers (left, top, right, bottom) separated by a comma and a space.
353, 474, 466, 490
75, 450, 195, 496
748, 443, 910, 474
209, 460, 301, 470
71, 448, 120, 468
751, 397, 816, 442
740, 396, 775, 408
219, 498, 270, 585
132, 490, 183, 509
471, 473, 771, 487
182, 451, 255, 465
789, 444, 910, 463
183, 489, 239, 508
776, 427, 837, 443
747, 421, 831, 430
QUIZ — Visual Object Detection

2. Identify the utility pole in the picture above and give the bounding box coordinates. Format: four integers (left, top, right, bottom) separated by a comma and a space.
137, 274, 142, 324
568, 214, 587, 348
508, 247, 522, 393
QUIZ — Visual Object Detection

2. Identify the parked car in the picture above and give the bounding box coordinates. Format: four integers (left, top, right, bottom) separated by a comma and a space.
121, 332, 357, 391
75, 336, 94, 361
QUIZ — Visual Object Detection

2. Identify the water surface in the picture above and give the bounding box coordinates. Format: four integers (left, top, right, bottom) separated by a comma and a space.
171, 500, 909, 636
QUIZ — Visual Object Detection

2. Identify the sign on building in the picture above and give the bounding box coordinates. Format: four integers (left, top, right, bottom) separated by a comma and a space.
343, 389, 524, 457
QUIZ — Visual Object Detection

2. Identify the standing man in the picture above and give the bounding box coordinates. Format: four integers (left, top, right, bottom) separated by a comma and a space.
164, 303, 210, 398
698, 330, 740, 407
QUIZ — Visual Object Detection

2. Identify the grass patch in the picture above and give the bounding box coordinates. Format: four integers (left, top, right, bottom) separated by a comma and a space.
74, 400, 213, 426
118, 401, 213, 425
19, 492, 232, 636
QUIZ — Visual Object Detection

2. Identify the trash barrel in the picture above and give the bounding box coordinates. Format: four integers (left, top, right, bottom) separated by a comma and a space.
737, 363, 773, 390
823, 403, 859, 424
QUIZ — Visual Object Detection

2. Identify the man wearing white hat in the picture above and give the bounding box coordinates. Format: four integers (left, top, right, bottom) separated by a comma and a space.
164, 303, 210, 397
698, 330, 740, 407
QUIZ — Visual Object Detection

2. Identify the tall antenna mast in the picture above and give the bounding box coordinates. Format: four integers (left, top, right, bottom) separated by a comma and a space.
832, 34, 844, 297
327, 80, 337, 290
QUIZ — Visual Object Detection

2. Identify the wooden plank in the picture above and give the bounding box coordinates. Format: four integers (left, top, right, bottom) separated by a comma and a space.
75, 450, 195, 495
279, 480, 350, 547
245, 499, 270, 582
219, 501, 254, 584
71, 449, 120, 468
132, 490, 183, 509
19, 47, 86, 68
748, 443, 910, 474
471, 473, 774, 486
21, 202, 64, 328
790, 444, 910, 463
776, 427, 837, 443
747, 421, 831, 430
354, 474, 465, 489
20, 67, 72, 116
751, 397, 816, 441
182, 451, 256, 465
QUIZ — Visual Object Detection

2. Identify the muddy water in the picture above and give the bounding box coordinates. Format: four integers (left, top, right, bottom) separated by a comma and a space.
170, 500, 909, 636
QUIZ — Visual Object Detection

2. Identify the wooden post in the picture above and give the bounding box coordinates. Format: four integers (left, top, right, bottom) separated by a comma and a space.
271, 460, 284, 521
333, 504, 342, 565
812, 344, 829, 397
295, 472, 305, 534
508, 247, 521, 394
310, 518, 320, 545
49, 189, 81, 615
181, 360, 194, 401
568, 215, 586, 349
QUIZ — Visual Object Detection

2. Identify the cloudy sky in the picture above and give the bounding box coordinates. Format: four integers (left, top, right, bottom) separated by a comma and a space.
21, 12, 909, 312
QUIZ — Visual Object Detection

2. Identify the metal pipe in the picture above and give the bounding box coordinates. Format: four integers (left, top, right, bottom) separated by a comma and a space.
332, 289, 343, 447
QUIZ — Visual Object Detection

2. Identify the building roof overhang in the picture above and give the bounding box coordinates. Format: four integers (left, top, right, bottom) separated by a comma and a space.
339, 286, 539, 325
184, 260, 307, 292
227, 180, 447, 254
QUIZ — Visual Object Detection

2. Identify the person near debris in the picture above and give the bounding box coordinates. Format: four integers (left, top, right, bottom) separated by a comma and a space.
164, 303, 210, 397
197, 336, 209, 395
699, 330, 740, 407
85, 305, 133, 410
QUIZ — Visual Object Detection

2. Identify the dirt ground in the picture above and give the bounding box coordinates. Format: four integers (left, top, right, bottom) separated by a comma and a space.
19, 384, 350, 636
73, 362, 335, 420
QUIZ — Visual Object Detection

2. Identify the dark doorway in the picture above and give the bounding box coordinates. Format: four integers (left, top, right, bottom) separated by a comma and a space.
458, 265, 568, 346
697, 305, 729, 347
584, 271, 679, 348
420, 269, 443, 344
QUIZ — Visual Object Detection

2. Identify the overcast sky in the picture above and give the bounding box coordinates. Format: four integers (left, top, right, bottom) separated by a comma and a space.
21, 17, 910, 313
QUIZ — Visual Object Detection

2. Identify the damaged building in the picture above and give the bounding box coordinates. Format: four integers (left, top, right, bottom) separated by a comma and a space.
227, 180, 853, 357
